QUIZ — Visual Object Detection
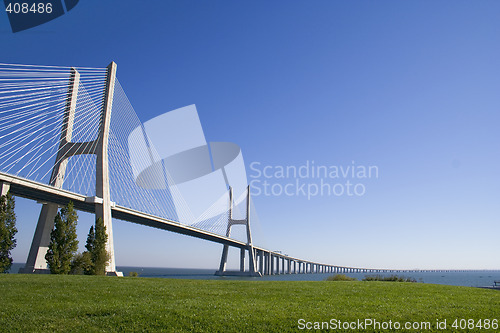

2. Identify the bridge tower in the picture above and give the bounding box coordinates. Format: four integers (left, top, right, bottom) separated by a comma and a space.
215, 186, 261, 277
20, 62, 122, 276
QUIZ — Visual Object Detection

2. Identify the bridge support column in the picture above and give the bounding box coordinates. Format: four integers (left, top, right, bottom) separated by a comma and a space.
96, 62, 120, 276
268, 253, 272, 275
20, 68, 80, 274
0, 181, 10, 196
240, 248, 245, 272
258, 250, 264, 275
264, 252, 269, 275
216, 188, 233, 275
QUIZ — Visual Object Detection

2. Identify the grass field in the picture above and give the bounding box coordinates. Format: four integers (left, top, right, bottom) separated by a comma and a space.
0, 275, 499, 332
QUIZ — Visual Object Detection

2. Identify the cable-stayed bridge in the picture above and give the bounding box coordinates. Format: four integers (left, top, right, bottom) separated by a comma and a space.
0, 62, 476, 277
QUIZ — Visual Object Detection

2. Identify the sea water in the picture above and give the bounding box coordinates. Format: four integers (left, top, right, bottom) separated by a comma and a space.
116, 267, 500, 287
8, 263, 500, 288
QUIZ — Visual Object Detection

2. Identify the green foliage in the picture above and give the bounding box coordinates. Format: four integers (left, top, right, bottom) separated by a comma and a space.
69, 252, 92, 275
128, 271, 139, 277
0, 193, 17, 273
363, 274, 417, 282
85, 225, 94, 253
326, 274, 357, 281
45, 202, 79, 274
84, 217, 110, 275
0, 275, 499, 332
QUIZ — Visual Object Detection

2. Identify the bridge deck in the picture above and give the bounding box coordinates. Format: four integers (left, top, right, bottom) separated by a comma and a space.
1, 171, 491, 276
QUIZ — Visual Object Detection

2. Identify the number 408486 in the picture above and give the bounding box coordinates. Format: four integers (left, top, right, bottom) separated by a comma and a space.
5, 3, 53, 14
452, 319, 498, 330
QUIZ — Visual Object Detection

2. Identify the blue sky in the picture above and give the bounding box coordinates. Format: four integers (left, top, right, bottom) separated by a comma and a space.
2, 1, 500, 270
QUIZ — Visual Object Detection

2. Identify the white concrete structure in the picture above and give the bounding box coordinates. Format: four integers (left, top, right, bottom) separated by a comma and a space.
20, 63, 122, 276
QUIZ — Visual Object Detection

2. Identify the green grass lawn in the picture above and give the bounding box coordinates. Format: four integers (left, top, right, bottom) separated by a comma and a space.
0, 275, 499, 332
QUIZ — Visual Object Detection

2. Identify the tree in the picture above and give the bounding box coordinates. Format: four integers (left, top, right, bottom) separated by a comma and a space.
84, 217, 110, 275
85, 225, 95, 254
82, 225, 95, 275
45, 201, 79, 274
0, 193, 17, 273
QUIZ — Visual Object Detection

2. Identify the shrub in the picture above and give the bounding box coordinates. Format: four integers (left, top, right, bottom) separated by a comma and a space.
363, 275, 417, 282
326, 274, 357, 281
128, 271, 139, 277
69, 252, 92, 275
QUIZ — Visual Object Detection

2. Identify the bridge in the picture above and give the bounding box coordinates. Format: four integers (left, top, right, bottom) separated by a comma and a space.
0, 62, 480, 277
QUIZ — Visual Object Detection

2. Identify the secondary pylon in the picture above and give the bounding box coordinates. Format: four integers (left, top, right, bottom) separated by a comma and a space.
215, 185, 261, 277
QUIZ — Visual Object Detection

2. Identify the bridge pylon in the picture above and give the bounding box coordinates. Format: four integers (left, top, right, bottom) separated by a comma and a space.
215, 186, 261, 277
20, 62, 122, 276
